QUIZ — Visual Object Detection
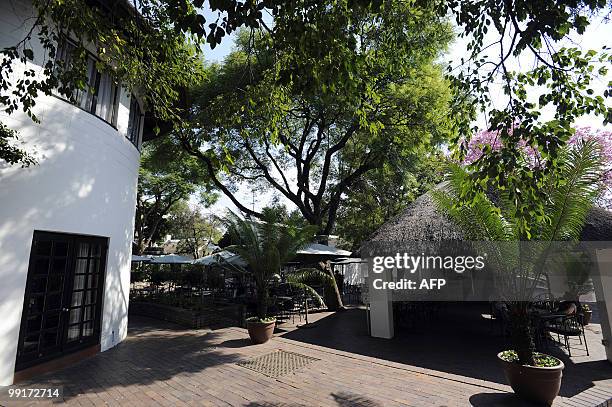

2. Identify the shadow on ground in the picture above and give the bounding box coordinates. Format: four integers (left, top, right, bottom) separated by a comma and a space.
469, 392, 545, 406
280, 304, 612, 399
244, 391, 383, 407
21, 316, 247, 402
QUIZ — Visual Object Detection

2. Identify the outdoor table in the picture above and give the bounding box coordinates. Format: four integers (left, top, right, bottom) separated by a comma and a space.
276, 296, 293, 304
530, 310, 569, 350
275, 296, 293, 320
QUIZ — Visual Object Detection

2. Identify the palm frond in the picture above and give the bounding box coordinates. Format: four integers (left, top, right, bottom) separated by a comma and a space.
286, 268, 334, 308
431, 163, 514, 242
542, 139, 604, 241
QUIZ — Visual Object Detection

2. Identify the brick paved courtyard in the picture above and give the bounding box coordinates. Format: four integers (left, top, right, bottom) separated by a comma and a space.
9, 309, 612, 407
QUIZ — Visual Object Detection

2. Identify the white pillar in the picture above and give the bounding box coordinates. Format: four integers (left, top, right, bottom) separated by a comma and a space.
366, 261, 394, 339
594, 248, 612, 363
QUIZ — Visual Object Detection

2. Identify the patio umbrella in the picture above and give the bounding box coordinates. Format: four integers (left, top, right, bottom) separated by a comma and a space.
131, 255, 153, 262
204, 242, 221, 253
193, 250, 247, 268
150, 254, 193, 264
297, 243, 352, 257
291, 243, 352, 264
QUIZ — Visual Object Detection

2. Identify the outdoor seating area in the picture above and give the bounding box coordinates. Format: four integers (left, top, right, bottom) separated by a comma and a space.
490, 299, 592, 357
129, 260, 328, 327
129, 240, 359, 329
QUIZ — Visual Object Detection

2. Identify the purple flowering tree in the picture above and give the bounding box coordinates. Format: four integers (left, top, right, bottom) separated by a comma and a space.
463, 126, 612, 209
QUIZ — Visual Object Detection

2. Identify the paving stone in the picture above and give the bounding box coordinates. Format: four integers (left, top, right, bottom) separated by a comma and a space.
13, 312, 612, 407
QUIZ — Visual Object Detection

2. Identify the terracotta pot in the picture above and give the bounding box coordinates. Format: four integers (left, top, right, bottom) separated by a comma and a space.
498, 352, 564, 406
247, 319, 276, 344
582, 310, 592, 325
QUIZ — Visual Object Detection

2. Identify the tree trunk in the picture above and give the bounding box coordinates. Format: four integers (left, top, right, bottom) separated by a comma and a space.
256, 283, 269, 320
320, 261, 345, 311
509, 303, 535, 366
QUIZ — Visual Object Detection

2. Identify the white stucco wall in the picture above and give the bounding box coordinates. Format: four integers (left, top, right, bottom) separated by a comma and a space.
0, 0, 139, 385
594, 249, 612, 363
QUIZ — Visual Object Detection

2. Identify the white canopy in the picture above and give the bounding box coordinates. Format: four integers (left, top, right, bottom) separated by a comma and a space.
331, 257, 365, 265
193, 250, 247, 268
297, 243, 352, 257
150, 254, 193, 264
131, 255, 153, 263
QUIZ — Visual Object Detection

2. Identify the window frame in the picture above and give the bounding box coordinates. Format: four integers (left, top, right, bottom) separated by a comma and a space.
126, 95, 143, 148
53, 39, 121, 130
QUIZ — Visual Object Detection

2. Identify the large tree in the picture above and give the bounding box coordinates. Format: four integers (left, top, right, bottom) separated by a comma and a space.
134, 138, 217, 254
4, 0, 610, 236
335, 150, 446, 251
180, 2, 455, 235
166, 202, 222, 258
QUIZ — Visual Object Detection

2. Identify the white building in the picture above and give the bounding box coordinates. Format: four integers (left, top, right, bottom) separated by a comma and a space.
0, 0, 159, 385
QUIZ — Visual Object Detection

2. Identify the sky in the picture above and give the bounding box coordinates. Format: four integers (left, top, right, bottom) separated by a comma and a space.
194, 8, 612, 218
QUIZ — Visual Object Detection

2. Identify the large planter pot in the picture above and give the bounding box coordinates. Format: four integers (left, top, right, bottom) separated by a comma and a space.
247, 319, 276, 344
498, 352, 564, 406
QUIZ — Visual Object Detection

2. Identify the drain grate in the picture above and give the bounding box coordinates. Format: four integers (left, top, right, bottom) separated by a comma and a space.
237, 350, 320, 378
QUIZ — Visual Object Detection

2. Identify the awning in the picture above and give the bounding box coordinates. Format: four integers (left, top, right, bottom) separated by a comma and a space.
193, 250, 247, 268
150, 254, 193, 264
131, 255, 153, 262
297, 243, 352, 258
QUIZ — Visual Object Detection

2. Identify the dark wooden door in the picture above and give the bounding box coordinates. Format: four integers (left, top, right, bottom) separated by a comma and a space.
16, 231, 107, 371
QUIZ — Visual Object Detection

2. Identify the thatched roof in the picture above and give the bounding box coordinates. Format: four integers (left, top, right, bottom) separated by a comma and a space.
367, 193, 464, 243
365, 190, 612, 244
582, 207, 612, 240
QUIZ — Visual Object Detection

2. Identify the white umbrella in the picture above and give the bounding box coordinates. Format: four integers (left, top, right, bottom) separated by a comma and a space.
150, 254, 193, 264
193, 250, 247, 268
297, 243, 352, 258
331, 257, 365, 265
205, 242, 221, 252
131, 255, 153, 262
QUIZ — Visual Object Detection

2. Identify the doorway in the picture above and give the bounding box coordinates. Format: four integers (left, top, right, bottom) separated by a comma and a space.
16, 231, 108, 371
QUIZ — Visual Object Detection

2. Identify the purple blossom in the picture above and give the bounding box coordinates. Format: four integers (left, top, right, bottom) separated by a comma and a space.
463, 126, 612, 208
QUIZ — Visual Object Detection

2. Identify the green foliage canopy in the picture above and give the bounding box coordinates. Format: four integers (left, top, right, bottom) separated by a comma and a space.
336, 150, 446, 251
135, 137, 218, 254
180, 2, 456, 235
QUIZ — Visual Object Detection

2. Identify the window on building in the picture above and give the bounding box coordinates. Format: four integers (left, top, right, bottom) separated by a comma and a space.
55, 40, 120, 127
126, 95, 142, 147
76, 57, 100, 113
96, 73, 120, 126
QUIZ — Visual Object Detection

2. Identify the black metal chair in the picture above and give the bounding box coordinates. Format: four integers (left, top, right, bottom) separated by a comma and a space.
285, 297, 299, 324
545, 314, 589, 356
532, 293, 557, 312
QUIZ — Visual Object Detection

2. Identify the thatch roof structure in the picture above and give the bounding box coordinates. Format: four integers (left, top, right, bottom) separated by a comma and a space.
582, 207, 612, 241
365, 189, 612, 245
366, 193, 463, 243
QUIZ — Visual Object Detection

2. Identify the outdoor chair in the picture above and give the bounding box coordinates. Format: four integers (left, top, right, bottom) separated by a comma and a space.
545, 314, 589, 357
532, 293, 557, 312
274, 296, 293, 322
287, 294, 307, 324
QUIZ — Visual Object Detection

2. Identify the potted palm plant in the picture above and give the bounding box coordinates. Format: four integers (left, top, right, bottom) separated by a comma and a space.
433, 139, 604, 405
224, 208, 318, 344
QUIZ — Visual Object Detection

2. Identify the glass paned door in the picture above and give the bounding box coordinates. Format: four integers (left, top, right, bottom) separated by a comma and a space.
16, 232, 107, 371
65, 241, 103, 345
